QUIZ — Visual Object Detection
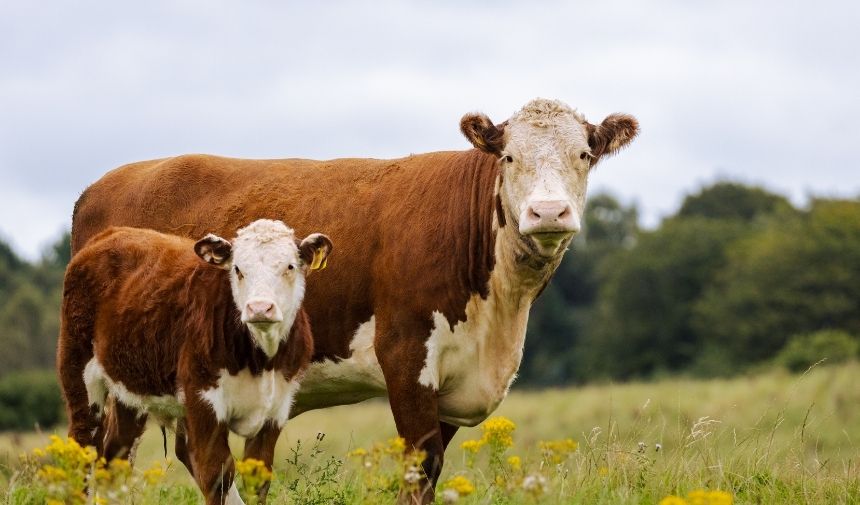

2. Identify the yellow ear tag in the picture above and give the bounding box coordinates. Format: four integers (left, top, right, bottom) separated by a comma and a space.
310, 249, 327, 271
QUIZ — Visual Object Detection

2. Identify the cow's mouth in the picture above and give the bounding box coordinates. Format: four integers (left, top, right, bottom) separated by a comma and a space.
527, 231, 573, 256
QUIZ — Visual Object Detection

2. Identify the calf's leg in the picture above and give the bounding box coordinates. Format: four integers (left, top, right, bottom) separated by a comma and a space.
57, 304, 101, 449
243, 421, 282, 504
185, 400, 238, 505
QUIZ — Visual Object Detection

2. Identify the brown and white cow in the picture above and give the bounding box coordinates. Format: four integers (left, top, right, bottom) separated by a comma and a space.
70, 98, 638, 502
58, 219, 331, 505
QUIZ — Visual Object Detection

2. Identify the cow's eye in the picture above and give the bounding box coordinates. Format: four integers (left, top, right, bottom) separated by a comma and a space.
287, 264, 295, 271
234, 266, 243, 280
579, 151, 591, 161
502, 155, 514, 163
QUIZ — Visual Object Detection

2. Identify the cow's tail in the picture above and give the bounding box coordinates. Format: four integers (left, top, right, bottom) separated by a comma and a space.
57, 269, 103, 450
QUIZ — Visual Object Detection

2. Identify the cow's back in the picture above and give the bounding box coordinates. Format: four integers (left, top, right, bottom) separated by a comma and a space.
72, 151, 498, 361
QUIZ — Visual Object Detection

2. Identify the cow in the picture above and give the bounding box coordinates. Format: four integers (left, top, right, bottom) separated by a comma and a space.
58, 219, 332, 505
70, 98, 638, 503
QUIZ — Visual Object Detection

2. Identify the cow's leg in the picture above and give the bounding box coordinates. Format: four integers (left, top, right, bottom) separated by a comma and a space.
242, 421, 281, 504
376, 317, 443, 505
185, 401, 238, 505
175, 419, 193, 476
101, 401, 147, 464
440, 422, 459, 449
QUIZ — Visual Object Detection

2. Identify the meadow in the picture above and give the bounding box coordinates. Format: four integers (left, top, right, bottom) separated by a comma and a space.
2, 362, 859, 504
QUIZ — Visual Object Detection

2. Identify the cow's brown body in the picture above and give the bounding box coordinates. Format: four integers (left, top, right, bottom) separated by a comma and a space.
71, 151, 506, 492
59, 226, 313, 504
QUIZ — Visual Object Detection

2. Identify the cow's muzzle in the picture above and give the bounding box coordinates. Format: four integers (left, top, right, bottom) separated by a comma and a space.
518, 200, 580, 236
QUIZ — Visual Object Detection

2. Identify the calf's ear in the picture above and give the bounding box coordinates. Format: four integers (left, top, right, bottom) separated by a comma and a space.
460, 112, 506, 156
586, 113, 639, 162
194, 234, 233, 268
299, 233, 333, 272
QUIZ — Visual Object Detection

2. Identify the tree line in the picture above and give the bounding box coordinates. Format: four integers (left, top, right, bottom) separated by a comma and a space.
0, 181, 858, 428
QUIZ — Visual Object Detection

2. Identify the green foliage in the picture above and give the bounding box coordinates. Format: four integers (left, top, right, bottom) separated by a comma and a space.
0, 233, 68, 378
0, 370, 64, 431
678, 181, 793, 222
582, 218, 749, 379
693, 199, 860, 365
776, 329, 859, 372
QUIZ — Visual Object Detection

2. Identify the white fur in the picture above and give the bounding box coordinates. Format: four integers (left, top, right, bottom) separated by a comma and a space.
225, 482, 244, 505
502, 99, 592, 255
292, 317, 387, 415
292, 223, 544, 426
199, 368, 300, 438
84, 358, 185, 422
228, 219, 307, 358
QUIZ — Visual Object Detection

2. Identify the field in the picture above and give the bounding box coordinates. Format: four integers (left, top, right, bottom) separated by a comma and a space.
3, 362, 860, 504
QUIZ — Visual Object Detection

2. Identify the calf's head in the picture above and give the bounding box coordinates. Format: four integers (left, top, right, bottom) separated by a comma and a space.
461, 98, 638, 258
194, 219, 332, 357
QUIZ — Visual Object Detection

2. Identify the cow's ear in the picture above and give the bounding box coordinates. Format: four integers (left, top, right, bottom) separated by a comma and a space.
460, 112, 506, 156
194, 234, 233, 268
299, 233, 333, 273
586, 113, 639, 162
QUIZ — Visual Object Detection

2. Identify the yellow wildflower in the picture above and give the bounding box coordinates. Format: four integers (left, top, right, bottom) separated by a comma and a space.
386, 436, 406, 454
37, 465, 67, 482
507, 455, 522, 471
235, 457, 273, 494
539, 438, 578, 463
443, 475, 475, 496
143, 461, 167, 485
659, 496, 688, 505
348, 447, 368, 458
598, 466, 609, 476
460, 439, 484, 453
480, 416, 516, 448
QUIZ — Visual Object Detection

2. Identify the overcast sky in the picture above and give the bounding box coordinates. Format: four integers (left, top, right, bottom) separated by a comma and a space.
1, 1, 858, 260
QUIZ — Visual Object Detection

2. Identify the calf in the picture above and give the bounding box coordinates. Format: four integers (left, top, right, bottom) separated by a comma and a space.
57, 219, 331, 505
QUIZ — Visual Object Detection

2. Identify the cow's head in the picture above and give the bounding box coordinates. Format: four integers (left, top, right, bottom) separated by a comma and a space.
194, 219, 332, 357
461, 98, 638, 258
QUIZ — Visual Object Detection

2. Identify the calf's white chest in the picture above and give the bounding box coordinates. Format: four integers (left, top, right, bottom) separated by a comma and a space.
200, 369, 300, 437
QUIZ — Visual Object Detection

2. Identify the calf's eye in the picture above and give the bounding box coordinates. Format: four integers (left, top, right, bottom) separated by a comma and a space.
288, 264, 295, 271
502, 155, 514, 163
234, 266, 244, 280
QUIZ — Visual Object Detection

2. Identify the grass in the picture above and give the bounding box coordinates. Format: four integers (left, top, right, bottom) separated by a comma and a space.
2, 362, 860, 503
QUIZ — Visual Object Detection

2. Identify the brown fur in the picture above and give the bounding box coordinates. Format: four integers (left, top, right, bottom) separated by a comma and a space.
58, 226, 313, 505
586, 113, 640, 161
460, 113, 507, 156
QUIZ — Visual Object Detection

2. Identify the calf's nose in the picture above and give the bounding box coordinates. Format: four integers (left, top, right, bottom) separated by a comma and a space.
246, 300, 277, 322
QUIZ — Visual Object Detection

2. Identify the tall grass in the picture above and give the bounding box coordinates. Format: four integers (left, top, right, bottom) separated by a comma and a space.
2, 362, 859, 503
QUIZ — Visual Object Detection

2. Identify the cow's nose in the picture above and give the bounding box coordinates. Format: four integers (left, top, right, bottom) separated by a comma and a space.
520, 200, 579, 234
246, 300, 278, 322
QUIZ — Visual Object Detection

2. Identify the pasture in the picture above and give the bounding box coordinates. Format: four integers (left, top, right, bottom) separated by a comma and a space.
2, 361, 859, 504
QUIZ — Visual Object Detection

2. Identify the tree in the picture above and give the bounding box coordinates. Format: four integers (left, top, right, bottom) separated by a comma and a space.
693, 199, 860, 364
678, 181, 792, 222
580, 217, 750, 379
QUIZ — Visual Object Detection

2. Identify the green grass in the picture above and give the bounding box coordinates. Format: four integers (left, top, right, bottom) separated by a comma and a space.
3, 362, 860, 503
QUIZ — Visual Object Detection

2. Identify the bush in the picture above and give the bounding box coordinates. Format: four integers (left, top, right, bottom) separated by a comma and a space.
0, 369, 64, 431
776, 329, 859, 373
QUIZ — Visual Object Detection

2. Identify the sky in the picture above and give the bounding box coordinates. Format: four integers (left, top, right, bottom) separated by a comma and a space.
1, 1, 858, 260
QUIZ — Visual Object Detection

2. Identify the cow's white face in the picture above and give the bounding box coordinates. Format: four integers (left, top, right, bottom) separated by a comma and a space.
194, 219, 332, 357
461, 98, 638, 258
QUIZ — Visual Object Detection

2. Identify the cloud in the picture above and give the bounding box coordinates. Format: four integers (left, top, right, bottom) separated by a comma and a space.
1, 0, 858, 258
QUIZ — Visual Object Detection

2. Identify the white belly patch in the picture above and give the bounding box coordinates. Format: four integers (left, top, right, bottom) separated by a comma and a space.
200, 368, 300, 438
83, 358, 185, 421
84, 358, 299, 438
